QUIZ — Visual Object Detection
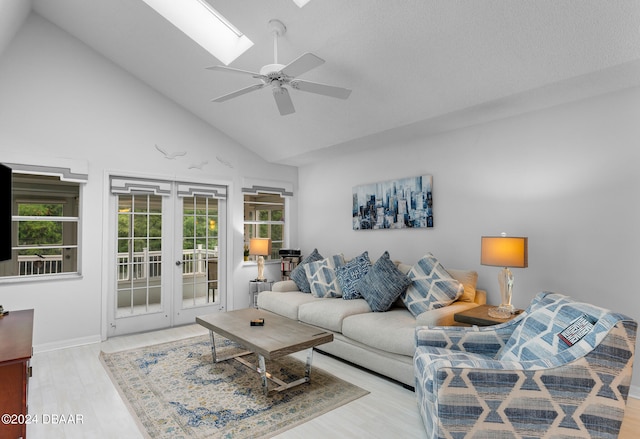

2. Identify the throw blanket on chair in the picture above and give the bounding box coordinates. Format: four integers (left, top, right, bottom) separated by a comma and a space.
413, 292, 637, 439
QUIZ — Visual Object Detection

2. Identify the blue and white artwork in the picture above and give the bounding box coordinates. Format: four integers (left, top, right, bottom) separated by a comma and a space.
352, 175, 433, 230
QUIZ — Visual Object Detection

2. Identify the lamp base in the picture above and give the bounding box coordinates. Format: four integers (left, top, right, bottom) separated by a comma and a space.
488, 304, 515, 319
488, 266, 516, 319
256, 255, 266, 281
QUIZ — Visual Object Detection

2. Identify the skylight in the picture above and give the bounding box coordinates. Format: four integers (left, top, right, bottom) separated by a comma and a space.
141, 0, 253, 65
293, 0, 312, 7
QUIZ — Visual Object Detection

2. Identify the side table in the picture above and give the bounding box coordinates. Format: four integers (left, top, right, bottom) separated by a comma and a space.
454, 304, 522, 326
249, 280, 274, 308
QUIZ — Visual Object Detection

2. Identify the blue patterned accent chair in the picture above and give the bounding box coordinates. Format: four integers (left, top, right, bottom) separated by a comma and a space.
414, 292, 637, 439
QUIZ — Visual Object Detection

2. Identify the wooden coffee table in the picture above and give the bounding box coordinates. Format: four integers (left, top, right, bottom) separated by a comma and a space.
196, 308, 333, 395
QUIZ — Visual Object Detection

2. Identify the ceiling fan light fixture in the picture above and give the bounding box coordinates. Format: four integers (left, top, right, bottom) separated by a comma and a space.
141, 0, 253, 65
272, 83, 284, 94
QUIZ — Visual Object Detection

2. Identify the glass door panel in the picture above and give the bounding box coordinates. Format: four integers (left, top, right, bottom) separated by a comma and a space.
116, 194, 164, 317
181, 196, 219, 308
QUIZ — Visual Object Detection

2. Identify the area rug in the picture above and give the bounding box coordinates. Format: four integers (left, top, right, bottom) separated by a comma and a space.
100, 335, 369, 439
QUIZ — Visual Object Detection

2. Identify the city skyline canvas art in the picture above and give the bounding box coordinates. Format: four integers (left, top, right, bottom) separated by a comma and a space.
352, 175, 433, 230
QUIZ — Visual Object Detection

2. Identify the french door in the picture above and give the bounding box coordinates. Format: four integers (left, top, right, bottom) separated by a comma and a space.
107, 176, 227, 337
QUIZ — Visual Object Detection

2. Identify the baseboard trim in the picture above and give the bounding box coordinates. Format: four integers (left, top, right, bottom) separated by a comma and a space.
629, 385, 640, 400
34, 334, 102, 354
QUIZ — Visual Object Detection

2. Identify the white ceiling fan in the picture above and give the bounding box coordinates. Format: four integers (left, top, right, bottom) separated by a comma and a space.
207, 19, 351, 116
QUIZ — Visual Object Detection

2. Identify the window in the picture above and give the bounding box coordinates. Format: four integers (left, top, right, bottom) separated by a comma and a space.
0, 173, 81, 279
243, 193, 285, 261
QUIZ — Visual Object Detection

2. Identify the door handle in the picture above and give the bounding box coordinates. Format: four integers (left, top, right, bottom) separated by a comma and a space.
175, 260, 182, 266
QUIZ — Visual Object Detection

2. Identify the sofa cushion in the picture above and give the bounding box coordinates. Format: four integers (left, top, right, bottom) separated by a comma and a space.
355, 251, 411, 312
298, 298, 371, 333
397, 263, 412, 275
447, 269, 478, 303
305, 254, 346, 298
289, 248, 323, 293
271, 279, 300, 292
401, 253, 463, 317
335, 251, 371, 300
342, 310, 417, 356
257, 290, 322, 320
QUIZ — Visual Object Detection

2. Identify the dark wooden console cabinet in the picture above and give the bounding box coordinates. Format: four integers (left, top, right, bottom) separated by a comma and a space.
0, 309, 34, 439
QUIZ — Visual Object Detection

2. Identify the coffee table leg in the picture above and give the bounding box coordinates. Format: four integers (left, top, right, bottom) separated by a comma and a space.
209, 330, 218, 363
203, 330, 315, 395
207, 330, 252, 366
258, 354, 268, 395
305, 348, 313, 380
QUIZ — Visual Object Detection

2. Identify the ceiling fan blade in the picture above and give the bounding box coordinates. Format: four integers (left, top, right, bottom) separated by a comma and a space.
280, 52, 325, 78
290, 79, 352, 99
206, 65, 265, 80
272, 86, 295, 115
212, 83, 265, 102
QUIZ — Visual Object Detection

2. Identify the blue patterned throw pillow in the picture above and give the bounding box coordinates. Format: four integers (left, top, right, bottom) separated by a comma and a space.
289, 249, 324, 293
401, 253, 463, 317
355, 251, 411, 312
304, 254, 346, 298
335, 251, 371, 300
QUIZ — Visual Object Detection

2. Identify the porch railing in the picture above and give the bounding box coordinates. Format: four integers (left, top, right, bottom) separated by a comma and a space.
117, 246, 217, 281
16, 246, 216, 280
18, 255, 63, 276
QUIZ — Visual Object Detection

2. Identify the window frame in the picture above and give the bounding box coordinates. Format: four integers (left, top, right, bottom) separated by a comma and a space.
243, 191, 286, 262
0, 165, 86, 283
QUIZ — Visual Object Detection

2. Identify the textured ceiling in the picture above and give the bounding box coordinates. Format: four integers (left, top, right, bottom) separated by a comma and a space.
7, 1, 640, 165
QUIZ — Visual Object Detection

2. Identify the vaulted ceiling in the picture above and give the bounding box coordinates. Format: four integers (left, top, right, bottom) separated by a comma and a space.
3, 0, 640, 166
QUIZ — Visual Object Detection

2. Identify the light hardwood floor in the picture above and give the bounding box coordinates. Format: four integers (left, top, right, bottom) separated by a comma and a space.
25, 324, 640, 438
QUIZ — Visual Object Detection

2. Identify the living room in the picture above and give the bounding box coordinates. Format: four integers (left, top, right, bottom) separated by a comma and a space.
1, 1, 639, 438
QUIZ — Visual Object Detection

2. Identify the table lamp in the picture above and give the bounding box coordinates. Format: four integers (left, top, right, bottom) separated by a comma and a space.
481, 234, 528, 319
249, 238, 272, 281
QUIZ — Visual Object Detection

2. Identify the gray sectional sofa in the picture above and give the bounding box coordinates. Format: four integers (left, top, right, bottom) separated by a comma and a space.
257, 259, 486, 387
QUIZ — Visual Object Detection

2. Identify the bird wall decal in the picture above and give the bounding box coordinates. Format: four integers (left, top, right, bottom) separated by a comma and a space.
216, 156, 234, 168
155, 144, 187, 159
188, 161, 208, 170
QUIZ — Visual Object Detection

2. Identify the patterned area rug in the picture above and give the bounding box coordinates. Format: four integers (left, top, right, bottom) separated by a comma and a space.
100, 335, 368, 438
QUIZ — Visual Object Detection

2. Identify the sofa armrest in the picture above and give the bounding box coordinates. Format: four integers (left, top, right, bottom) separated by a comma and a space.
271, 280, 300, 292
415, 322, 517, 357
474, 289, 487, 304
415, 347, 529, 373
415, 301, 479, 327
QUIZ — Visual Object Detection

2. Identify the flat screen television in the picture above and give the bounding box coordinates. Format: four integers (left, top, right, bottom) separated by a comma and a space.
0, 163, 11, 261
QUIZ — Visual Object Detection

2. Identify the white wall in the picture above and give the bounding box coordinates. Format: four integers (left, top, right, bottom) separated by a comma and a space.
0, 14, 297, 348
298, 87, 640, 388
